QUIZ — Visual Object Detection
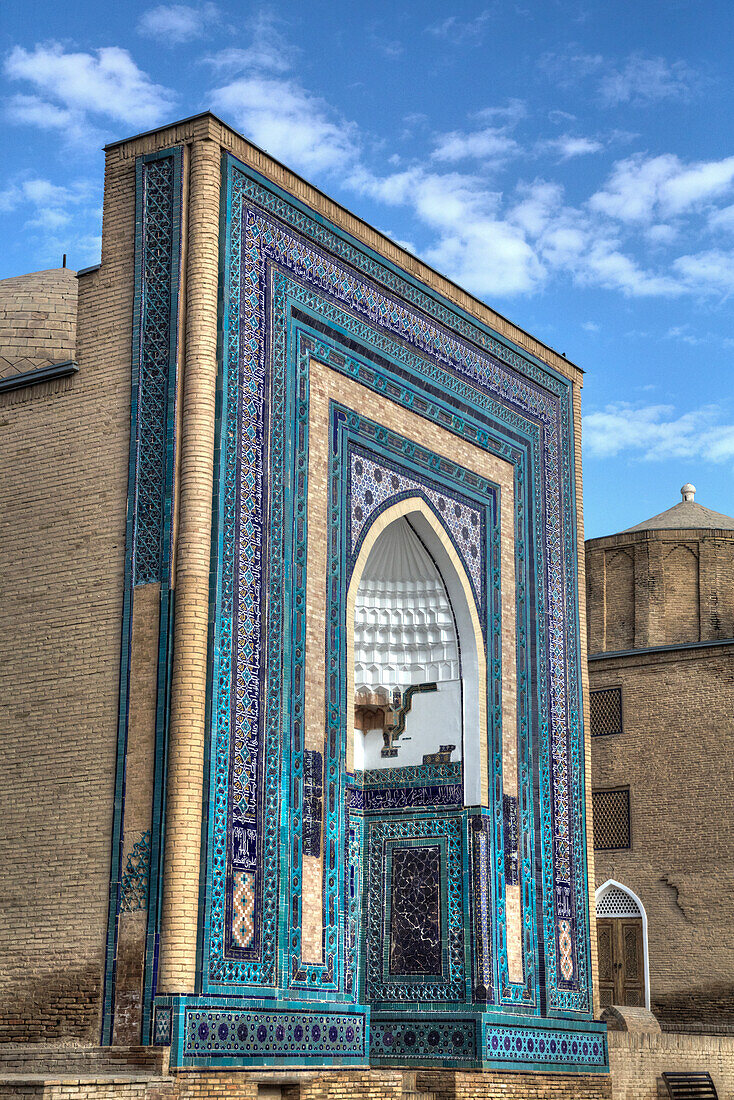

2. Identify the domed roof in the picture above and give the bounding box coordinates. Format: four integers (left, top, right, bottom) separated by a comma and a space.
623, 484, 734, 533
0, 267, 77, 383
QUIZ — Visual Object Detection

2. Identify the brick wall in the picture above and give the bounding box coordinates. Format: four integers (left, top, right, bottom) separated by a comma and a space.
608, 1030, 734, 1100
586, 530, 734, 653
590, 645, 734, 1024
0, 150, 136, 1040
0, 268, 77, 380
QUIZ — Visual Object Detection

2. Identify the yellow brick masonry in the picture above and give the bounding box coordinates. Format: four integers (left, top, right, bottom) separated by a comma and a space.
0, 1069, 615, 1100
0, 144, 136, 1041
158, 137, 221, 992
573, 381, 603, 1021
0, 268, 77, 380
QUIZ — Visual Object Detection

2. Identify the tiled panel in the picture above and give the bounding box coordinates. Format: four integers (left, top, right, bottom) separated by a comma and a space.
389, 845, 442, 976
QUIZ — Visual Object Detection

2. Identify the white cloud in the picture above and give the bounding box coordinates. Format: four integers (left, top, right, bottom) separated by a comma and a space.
0, 177, 93, 219
0, 175, 101, 265
582, 321, 600, 332
138, 3, 218, 44
431, 127, 519, 163
540, 49, 698, 106
203, 12, 292, 73
4, 43, 175, 135
538, 49, 605, 86
590, 153, 734, 224
584, 402, 734, 463
673, 249, 734, 293
351, 166, 545, 296
599, 53, 698, 106
546, 135, 603, 159
211, 75, 357, 175
709, 204, 734, 234
426, 10, 493, 44
5, 94, 76, 132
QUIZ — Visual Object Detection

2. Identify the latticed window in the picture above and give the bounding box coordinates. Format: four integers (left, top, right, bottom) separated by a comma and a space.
590, 687, 623, 736
593, 788, 631, 850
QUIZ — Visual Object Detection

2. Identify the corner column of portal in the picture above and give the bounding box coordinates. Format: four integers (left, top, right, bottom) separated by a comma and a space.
158, 136, 221, 991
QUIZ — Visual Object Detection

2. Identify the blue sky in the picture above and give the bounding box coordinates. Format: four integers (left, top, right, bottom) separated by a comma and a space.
2, 0, 733, 537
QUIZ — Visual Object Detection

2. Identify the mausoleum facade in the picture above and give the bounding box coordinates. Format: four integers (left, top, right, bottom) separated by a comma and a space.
0, 113, 607, 1088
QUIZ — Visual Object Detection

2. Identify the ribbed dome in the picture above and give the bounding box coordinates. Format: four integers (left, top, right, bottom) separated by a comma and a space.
354, 518, 459, 692
622, 485, 734, 533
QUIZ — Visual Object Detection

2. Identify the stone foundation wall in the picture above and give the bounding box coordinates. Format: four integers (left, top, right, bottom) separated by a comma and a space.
608, 1030, 734, 1099
0, 1067, 614, 1100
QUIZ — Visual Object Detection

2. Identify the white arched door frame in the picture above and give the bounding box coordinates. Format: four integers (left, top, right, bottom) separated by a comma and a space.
595, 879, 651, 1009
346, 497, 486, 805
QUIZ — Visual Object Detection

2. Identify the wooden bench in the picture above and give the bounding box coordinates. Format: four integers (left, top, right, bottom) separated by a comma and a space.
662, 1071, 718, 1099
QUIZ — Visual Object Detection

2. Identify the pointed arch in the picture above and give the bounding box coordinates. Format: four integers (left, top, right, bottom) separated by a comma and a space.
595, 879, 651, 1009
346, 495, 488, 805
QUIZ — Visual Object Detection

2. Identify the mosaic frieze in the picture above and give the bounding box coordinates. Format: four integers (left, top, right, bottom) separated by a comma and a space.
502, 795, 519, 887
361, 761, 462, 787
302, 750, 323, 858
183, 1008, 366, 1061
484, 1024, 607, 1069
153, 1006, 172, 1046
347, 784, 463, 812
370, 1018, 477, 1062
204, 154, 593, 1024
470, 815, 493, 1001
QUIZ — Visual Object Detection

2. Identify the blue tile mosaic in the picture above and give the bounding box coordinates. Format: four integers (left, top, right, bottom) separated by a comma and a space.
153, 1006, 172, 1047
371, 1018, 477, 1062
181, 1007, 366, 1064
484, 1023, 607, 1070
112, 149, 607, 1072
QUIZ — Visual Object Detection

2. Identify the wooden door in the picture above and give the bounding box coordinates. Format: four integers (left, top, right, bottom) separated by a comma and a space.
597, 918, 645, 1006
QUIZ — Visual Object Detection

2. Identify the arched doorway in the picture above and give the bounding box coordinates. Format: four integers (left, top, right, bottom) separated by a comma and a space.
349, 504, 484, 804
595, 880, 650, 1008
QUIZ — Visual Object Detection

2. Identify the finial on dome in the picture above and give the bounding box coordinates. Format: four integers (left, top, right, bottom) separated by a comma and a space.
681, 483, 696, 502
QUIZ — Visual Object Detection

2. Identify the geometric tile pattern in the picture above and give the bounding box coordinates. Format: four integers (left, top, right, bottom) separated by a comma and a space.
389, 845, 442, 976
350, 450, 484, 600
153, 1006, 172, 1046
231, 870, 255, 949
104, 145, 183, 1047
370, 1018, 477, 1061
365, 814, 466, 1003
590, 687, 623, 737
132, 153, 180, 586
182, 1008, 366, 1060
119, 829, 151, 912
592, 787, 631, 850
484, 1023, 607, 1068
559, 918, 574, 981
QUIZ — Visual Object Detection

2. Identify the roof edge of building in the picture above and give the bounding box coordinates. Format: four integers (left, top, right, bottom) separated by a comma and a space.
102, 111, 583, 385
586, 525, 734, 550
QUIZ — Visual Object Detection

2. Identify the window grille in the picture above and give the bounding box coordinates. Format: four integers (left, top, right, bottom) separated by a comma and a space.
593, 788, 631, 850
590, 687, 623, 736
596, 886, 641, 918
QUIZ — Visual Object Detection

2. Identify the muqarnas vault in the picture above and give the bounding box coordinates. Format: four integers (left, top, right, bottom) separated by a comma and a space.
104, 114, 606, 1074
